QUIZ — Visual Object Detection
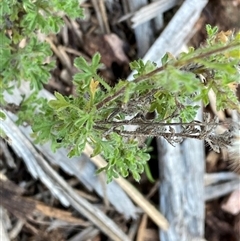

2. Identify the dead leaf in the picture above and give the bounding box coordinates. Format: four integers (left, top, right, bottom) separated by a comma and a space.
0, 174, 35, 220
90, 78, 99, 97
221, 189, 240, 215
216, 30, 232, 43
0, 174, 90, 226
83, 33, 129, 72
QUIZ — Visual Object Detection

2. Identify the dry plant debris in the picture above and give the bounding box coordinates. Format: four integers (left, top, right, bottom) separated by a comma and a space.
1, 0, 240, 240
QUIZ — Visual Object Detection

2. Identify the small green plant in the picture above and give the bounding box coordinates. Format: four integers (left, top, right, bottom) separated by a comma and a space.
1, 1, 239, 183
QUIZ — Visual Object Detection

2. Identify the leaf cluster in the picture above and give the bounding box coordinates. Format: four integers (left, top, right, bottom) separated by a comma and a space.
32, 26, 240, 182
1, 2, 239, 184
0, 0, 83, 106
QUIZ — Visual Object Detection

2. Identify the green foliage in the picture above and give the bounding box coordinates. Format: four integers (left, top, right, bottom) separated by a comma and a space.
0, 0, 83, 103
0, 110, 6, 120
32, 28, 239, 182
95, 133, 150, 183
1, 1, 239, 183
74, 52, 111, 92
130, 59, 157, 77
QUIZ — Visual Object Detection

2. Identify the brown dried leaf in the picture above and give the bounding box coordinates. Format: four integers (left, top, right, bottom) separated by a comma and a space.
221, 189, 240, 215
0, 178, 35, 220
83, 33, 129, 68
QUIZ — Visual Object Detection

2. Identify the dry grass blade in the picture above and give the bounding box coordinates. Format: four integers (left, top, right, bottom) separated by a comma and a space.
205, 178, 240, 201
208, 89, 226, 121
3, 82, 139, 220
84, 143, 169, 231
136, 214, 148, 241
68, 226, 100, 241
131, 0, 179, 28
0, 139, 16, 168
91, 0, 110, 34
1, 113, 131, 241
0, 174, 89, 226
35, 202, 90, 226
132, 1, 209, 239
204, 172, 239, 186
0, 206, 11, 241
8, 220, 24, 240
142, 0, 208, 65
128, 0, 153, 57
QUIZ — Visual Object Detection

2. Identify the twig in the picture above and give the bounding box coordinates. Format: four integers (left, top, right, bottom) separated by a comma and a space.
68, 226, 100, 241
204, 172, 239, 186
2, 82, 140, 220
84, 143, 169, 231
1, 113, 131, 241
131, 0, 179, 28
99, 0, 110, 34
96, 43, 239, 110
8, 219, 25, 240
91, 0, 105, 34
204, 178, 240, 201
128, 0, 153, 57
0, 206, 11, 241
0, 139, 16, 168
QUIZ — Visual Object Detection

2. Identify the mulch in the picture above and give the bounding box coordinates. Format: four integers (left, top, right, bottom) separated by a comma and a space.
1, 0, 240, 240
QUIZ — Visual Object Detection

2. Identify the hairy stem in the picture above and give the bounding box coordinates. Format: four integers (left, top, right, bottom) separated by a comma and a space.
96, 43, 239, 110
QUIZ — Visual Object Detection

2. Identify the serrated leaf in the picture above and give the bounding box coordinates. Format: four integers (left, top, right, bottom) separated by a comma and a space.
120, 168, 129, 178
92, 52, 101, 68
49, 92, 70, 110
73, 72, 92, 84
74, 115, 89, 128
132, 172, 140, 182
111, 170, 119, 179
0, 2, 11, 14
74, 56, 92, 73
129, 60, 140, 71
161, 53, 169, 66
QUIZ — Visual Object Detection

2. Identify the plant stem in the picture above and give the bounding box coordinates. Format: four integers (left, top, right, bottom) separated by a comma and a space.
95, 119, 217, 127
96, 43, 239, 110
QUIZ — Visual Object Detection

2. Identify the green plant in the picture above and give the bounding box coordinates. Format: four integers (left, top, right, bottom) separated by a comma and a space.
0, 0, 82, 95
1, 1, 239, 183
